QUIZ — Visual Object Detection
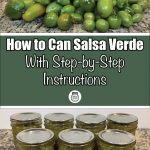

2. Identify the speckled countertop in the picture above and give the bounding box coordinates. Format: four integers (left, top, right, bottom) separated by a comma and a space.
0, 129, 150, 150
0, 0, 150, 33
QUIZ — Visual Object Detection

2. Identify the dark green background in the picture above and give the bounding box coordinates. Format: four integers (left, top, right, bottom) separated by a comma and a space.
0, 35, 149, 106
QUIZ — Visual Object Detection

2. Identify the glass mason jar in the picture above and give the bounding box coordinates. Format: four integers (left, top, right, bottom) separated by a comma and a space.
44, 113, 74, 139
76, 114, 106, 150
97, 129, 136, 150
76, 113, 106, 134
107, 113, 138, 135
16, 128, 55, 150
10, 112, 42, 142
58, 128, 95, 150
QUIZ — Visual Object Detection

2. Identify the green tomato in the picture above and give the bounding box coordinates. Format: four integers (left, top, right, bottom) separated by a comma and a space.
43, 12, 58, 27
131, 4, 143, 13
57, 13, 72, 30
124, 6, 134, 16
23, 0, 35, 9
22, 3, 45, 22
138, 0, 148, 10
57, 0, 70, 6
46, 2, 62, 14
132, 13, 143, 23
116, 0, 128, 9
71, 13, 83, 24
84, 12, 95, 20
108, 15, 121, 29
34, 0, 50, 5
113, 0, 117, 6
5, 0, 25, 20
73, 0, 80, 8
97, 0, 113, 18
80, 0, 95, 12
84, 19, 95, 32
96, 19, 109, 32
75, 8, 84, 15
118, 11, 133, 27
61, 5, 75, 14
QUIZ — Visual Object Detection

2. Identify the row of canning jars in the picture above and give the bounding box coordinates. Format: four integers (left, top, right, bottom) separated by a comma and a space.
10, 112, 138, 150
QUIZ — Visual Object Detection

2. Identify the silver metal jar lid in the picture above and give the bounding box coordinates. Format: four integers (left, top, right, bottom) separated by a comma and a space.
16, 128, 54, 145
44, 113, 74, 123
98, 129, 136, 146
10, 112, 41, 122
107, 113, 138, 124
59, 128, 94, 145
76, 113, 106, 124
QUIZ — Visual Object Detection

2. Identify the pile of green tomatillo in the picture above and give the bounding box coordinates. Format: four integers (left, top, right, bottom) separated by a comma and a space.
5, 0, 149, 32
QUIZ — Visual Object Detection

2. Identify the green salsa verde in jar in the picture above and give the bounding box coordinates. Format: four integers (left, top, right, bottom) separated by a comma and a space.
10, 112, 42, 142
76, 113, 106, 134
58, 128, 95, 150
107, 113, 138, 135
16, 128, 55, 150
76, 113, 106, 150
97, 129, 136, 150
44, 113, 74, 138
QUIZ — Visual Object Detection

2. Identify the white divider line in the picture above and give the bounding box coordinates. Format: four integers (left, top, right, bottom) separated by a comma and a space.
0, 106, 150, 109
1, 33, 149, 36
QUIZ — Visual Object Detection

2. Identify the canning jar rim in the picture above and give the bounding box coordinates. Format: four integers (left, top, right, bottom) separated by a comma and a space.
98, 129, 136, 146
10, 112, 41, 122
107, 113, 138, 124
16, 128, 54, 145
44, 113, 74, 123
58, 128, 94, 145
76, 113, 106, 125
